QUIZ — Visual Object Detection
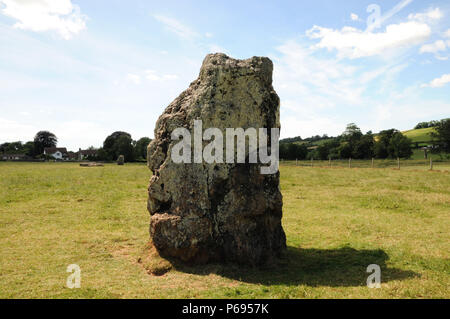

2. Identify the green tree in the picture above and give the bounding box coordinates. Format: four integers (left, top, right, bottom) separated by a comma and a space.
279, 143, 288, 160
343, 123, 363, 142
338, 143, 352, 159
0, 143, 9, 153
388, 132, 413, 158
33, 131, 57, 155
414, 120, 439, 129
432, 118, 450, 152
374, 129, 398, 159
23, 141, 35, 156
342, 123, 364, 158
0, 141, 22, 153
353, 132, 374, 159
94, 148, 109, 161
134, 137, 152, 160
279, 143, 307, 160
103, 131, 133, 161
316, 139, 340, 160
115, 135, 135, 162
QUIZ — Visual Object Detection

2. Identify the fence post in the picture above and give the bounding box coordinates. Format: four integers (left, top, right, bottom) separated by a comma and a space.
296, 158, 298, 166
430, 157, 433, 170
329, 157, 331, 168
371, 158, 374, 168
349, 157, 352, 168
397, 157, 400, 170
311, 157, 313, 167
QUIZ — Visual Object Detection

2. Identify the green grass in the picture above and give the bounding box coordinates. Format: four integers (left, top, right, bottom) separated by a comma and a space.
410, 149, 450, 160
0, 162, 449, 298
285, 158, 450, 171
402, 127, 436, 143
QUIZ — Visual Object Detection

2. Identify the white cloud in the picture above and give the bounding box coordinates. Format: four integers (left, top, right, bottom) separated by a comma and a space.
271, 33, 440, 138
421, 74, 450, 88
281, 115, 344, 139
274, 41, 362, 105
163, 74, 178, 80
153, 14, 199, 40
144, 70, 159, 81
0, 117, 36, 143
306, 21, 431, 59
205, 32, 213, 38
370, 99, 450, 132
208, 44, 227, 54
273, 41, 368, 138
54, 120, 109, 151
444, 29, 450, 38
144, 69, 178, 81
420, 40, 447, 54
0, 0, 87, 39
408, 7, 443, 22
350, 13, 359, 21
126, 73, 141, 85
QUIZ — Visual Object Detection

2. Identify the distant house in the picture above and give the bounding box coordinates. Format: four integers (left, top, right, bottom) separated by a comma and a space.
44, 147, 68, 160
78, 148, 98, 160
67, 151, 78, 161
1, 153, 28, 161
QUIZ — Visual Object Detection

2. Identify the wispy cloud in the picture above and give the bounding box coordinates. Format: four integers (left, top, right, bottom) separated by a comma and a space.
0, 0, 87, 39
153, 14, 199, 40
305, 6, 446, 59
421, 74, 450, 88
126, 73, 141, 85
124, 70, 179, 84
306, 21, 430, 59
420, 40, 447, 54
445, 29, 450, 38
144, 69, 178, 81
408, 7, 443, 23
273, 5, 449, 137
272, 39, 413, 137
0, 117, 36, 143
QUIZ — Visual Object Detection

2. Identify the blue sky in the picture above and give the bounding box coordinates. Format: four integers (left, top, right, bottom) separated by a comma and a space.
0, 0, 449, 151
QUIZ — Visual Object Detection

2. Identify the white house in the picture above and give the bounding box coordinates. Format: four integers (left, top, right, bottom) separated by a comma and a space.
44, 147, 68, 160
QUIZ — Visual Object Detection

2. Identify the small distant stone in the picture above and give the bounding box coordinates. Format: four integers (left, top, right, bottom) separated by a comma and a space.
80, 162, 104, 167
117, 155, 125, 165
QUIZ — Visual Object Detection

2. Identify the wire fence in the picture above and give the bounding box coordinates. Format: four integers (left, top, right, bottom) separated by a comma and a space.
281, 158, 450, 171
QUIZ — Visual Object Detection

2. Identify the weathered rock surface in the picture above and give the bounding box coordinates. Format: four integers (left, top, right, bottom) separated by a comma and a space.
147, 53, 286, 265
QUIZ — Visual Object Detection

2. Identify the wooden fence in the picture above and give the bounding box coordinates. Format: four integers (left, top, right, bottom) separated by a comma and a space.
285, 157, 450, 171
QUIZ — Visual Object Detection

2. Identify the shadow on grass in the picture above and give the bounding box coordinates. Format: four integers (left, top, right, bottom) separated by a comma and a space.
175, 246, 418, 287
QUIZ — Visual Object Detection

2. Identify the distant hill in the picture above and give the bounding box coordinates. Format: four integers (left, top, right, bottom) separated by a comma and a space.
402, 127, 436, 145
282, 125, 439, 148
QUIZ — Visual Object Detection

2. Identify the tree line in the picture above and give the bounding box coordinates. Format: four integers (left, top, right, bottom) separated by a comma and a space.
414, 120, 440, 129
0, 131, 152, 162
280, 119, 450, 160
2, 118, 449, 162
0, 131, 58, 157
88, 131, 151, 162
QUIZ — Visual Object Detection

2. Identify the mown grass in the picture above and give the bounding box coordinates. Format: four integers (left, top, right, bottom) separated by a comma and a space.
285, 158, 450, 171
402, 127, 436, 143
0, 162, 449, 298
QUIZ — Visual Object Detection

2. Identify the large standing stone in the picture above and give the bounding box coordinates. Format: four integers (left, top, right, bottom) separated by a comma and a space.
147, 53, 286, 265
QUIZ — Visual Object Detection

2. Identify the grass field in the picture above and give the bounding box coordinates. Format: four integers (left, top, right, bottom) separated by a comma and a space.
0, 162, 449, 298
286, 158, 450, 171
402, 127, 436, 144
